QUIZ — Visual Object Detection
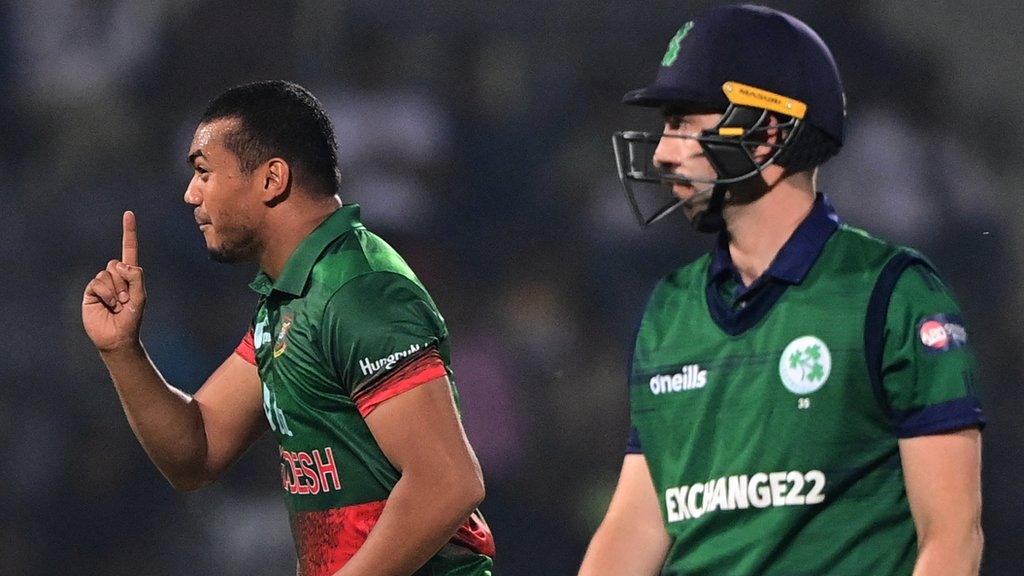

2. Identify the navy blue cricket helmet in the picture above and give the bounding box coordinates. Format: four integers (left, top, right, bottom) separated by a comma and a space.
613, 4, 846, 230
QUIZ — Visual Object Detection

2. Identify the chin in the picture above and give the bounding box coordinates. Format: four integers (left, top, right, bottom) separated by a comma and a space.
206, 236, 259, 264
208, 248, 240, 263
671, 185, 693, 199
206, 244, 251, 263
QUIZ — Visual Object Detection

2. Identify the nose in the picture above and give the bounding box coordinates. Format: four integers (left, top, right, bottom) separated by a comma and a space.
653, 134, 682, 174
184, 176, 201, 206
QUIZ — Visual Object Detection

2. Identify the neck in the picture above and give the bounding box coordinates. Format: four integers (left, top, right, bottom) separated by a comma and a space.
723, 178, 815, 286
259, 194, 342, 280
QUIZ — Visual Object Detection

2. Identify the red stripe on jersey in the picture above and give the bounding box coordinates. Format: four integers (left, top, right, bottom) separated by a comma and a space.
355, 350, 447, 417
293, 500, 495, 576
234, 328, 257, 365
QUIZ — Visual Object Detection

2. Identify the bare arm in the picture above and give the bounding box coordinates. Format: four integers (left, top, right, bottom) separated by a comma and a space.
579, 454, 671, 576
83, 212, 267, 490
900, 428, 983, 576
333, 377, 485, 576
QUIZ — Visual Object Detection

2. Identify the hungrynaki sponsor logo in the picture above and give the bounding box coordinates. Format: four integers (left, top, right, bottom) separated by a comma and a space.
664, 470, 826, 523
918, 314, 967, 352
358, 343, 426, 376
649, 364, 707, 395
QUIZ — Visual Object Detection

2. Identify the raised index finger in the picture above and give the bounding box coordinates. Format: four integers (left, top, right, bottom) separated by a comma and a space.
122, 211, 139, 266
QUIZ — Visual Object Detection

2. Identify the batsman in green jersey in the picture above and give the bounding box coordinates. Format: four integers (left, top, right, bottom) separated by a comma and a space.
82, 81, 494, 576
580, 5, 983, 576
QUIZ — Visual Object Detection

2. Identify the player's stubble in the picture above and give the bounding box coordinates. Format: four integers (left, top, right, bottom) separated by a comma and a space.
201, 203, 263, 264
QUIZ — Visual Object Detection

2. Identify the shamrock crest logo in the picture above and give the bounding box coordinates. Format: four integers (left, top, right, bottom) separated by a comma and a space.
779, 335, 832, 395
661, 21, 694, 67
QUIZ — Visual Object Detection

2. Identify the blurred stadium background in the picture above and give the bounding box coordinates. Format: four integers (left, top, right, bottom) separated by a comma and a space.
1, 1, 1022, 574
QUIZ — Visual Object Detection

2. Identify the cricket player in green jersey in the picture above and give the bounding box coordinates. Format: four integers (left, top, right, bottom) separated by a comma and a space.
82, 81, 494, 576
580, 5, 983, 576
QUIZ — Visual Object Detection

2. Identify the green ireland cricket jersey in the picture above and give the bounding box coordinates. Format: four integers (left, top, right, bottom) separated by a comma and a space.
627, 195, 983, 575
234, 205, 494, 576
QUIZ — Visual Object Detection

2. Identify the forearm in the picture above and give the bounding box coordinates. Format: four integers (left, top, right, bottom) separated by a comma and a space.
100, 342, 210, 489
913, 527, 984, 576
333, 470, 484, 576
579, 455, 670, 576
579, 514, 668, 576
900, 429, 984, 576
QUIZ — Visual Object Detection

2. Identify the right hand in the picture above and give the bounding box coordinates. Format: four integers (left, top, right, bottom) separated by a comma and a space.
83, 211, 147, 352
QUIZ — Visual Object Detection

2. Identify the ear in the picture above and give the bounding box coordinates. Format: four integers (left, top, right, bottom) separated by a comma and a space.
261, 157, 291, 205
752, 114, 781, 164
754, 115, 793, 188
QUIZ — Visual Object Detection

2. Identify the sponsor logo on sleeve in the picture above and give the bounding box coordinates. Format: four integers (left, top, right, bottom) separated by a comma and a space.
358, 342, 429, 376
918, 314, 967, 352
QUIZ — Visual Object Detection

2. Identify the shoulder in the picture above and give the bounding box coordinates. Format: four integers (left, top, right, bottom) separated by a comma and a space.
311, 227, 424, 293
825, 224, 916, 271
323, 271, 437, 321
647, 253, 713, 308
888, 259, 961, 315
831, 225, 951, 298
636, 254, 711, 342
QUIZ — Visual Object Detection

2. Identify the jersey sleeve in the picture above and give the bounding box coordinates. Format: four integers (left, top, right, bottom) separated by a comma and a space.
320, 272, 448, 417
234, 327, 257, 365
626, 314, 647, 454
880, 264, 984, 437
626, 424, 643, 453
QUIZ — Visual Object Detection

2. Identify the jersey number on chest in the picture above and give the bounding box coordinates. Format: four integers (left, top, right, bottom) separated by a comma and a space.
263, 382, 293, 436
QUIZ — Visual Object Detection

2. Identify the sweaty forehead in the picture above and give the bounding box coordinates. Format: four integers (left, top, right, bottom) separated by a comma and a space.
191, 123, 217, 151
189, 118, 239, 157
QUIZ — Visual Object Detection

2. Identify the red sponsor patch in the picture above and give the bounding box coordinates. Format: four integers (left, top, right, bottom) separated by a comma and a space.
917, 314, 967, 352
919, 320, 949, 349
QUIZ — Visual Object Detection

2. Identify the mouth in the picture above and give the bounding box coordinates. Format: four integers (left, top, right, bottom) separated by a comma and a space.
194, 208, 211, 229
669, 181, 695, 200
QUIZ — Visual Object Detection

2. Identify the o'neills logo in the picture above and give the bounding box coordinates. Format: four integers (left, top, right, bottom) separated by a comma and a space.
649, 364, 707, 395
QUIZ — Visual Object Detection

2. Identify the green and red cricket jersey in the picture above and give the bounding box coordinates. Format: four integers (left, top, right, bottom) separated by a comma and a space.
235, 204, 494, 576
627, 194, 983, 575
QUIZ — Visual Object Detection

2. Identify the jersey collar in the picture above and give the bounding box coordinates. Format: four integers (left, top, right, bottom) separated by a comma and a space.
709, 192, 841, 288
249, 204, 365, 297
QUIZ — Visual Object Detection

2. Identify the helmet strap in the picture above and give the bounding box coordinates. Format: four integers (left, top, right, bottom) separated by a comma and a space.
692, 184, 729, 233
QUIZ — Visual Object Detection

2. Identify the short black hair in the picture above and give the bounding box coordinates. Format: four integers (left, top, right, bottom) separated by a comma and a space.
200, 80, 340, 196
